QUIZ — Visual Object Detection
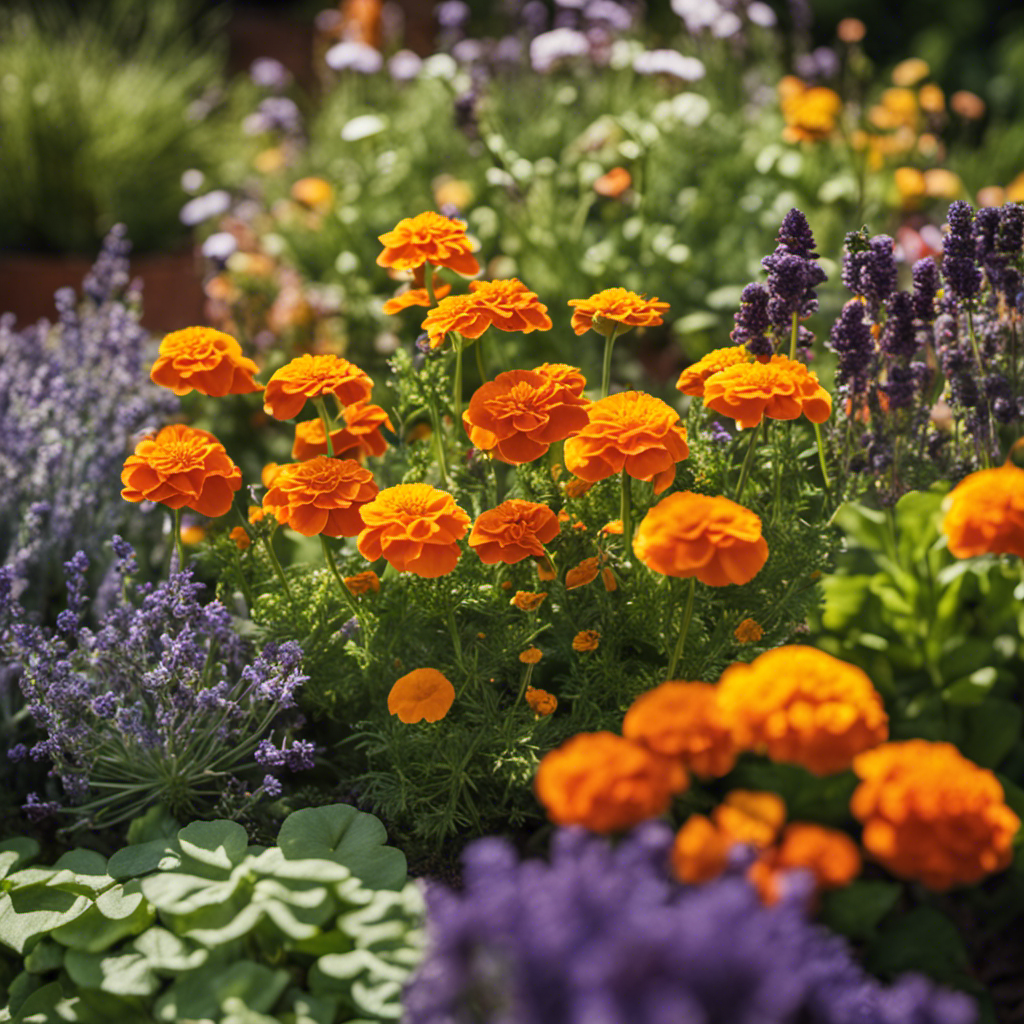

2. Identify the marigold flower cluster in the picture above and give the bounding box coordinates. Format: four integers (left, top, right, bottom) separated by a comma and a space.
150, 326, 263, 398
292, 402, 393, 461
675, 345, 752, 397
376, 210, 479, 276
263, 457, 378, 538
468, 500, 560, 565
263, 353, 373, 421
564, 391, 690, 494
942, 462, 1024, 560
717, 646, 889, 775
633, 491, 769, 586
852, 740, 1020, 890
778, 76, 842, 143
421, 278, 552, 348
568, 287, 669, 336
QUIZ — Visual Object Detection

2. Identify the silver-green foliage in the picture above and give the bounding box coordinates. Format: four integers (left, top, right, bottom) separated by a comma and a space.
0, 805, 422, 1024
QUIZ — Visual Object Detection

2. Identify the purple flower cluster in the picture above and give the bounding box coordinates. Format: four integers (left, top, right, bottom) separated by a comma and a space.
406, 824, 975, 1024
841, 230, 897, 313
942, 201, 983, 304
1, 539, 309, 826
0, 227, 177, 616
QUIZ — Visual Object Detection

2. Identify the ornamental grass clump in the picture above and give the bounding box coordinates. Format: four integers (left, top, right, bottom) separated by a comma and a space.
0, 539, 309, 831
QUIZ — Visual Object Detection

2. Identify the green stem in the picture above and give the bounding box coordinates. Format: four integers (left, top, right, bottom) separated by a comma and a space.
475, 334, 488, 383
666, 578, 696, 680
812, 421, 832, 503
600, 325, 620, 399
424, 262, 437, 307
733, 425, 760, 503
619, 469, 632, 548
426, 394, 450, 488
789, 310, 799, 360
262, 532, 293, 601
771, 422, 782, 524
313, 398, 335, 458
453, 333, 464, 426
515, 663, 535, 707
320, 535, 361, 625
172, 508, 184, 574
441, 582, 463, 669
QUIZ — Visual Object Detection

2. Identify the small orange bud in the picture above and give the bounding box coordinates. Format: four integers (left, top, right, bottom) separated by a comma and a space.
230, 525, 251, 551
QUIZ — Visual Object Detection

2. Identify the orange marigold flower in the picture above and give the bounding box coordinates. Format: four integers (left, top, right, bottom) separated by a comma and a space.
633, 492, 769, 586
779, 78, 842, 142
422, 293, 494, 348
469, 500, 561, 565
593, 166, 632, 199
623, 681, 737, 778
851, 740, 1020, 890
263, 456, 378, 537
463, 369, 590, 465
702, 354, 832, 430
568, 287, 669, 337
572, 629, 600, 652
734, 618, 764, 643
263, 354, 373, 421
248, 505, 267, 526
943, 463, 1024, 559
535, 731, 688, 833
150, 327, 262, 398
376, 211, 479, 276
713, 791, 787, 848
565, 557, 600, 589
382, 281, 452, 315
750, 823, 862, 904
387, 667, 455, 724
717, 646, 889, 776
292, 402, 394, 461
675, 345, 752, 398
230, 525, 251, 550
468, 278, 553, 333
180, 521, 206, 546
951, 90, 986, 120
344, 570, 380, 595
291, 176, 334, 210
121, 424, 242, 518
671, 815, 730, 884
511, 590, 548, 611
564, 477, 594, 499
525, 686, 558, 716
533, 362, 588, 397
564, 391, 690, 495
601, 519, 624, 535
262, 463, 283, 488
357, 482, 470, 577
519, 647, 543, 664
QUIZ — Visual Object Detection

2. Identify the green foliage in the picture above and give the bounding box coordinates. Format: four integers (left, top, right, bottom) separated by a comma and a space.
0, 806, 421, 1023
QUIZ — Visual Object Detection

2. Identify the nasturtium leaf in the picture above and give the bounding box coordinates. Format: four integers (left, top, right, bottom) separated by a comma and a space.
106, 839, 181, 881
126, 805, 180, 846
249, 848, 352, 884
23, 939, 63, 976
139, 872, 242, 916
47, 851, 113, 898
277, 806, 407, 890
129, 927, 207, 972
0, 887, 91, 954
176, 821, 249, 872
153, 961, 289, 1021
0, 840, 38, 884
63, 949, 158, 998
51, 898, 153, 955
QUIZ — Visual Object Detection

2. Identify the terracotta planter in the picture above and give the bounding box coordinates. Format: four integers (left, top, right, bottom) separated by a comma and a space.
0, 248, 206, 333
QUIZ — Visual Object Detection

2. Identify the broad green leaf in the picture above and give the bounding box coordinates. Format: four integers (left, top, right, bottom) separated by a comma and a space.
249, 848, 352, 884
23, 939, 63, 976
0, 841, 39, 883
943, 668, 999, 706
51, 883, 153, 953
153, 961, 289, 1021
959, 700, 1023, 768
126, 805, 179, 846
865, 906, 971, 982
139, 872, 242, 916
277, 806, 407, 890
939, 640, 1004, 683
106, 840, 181, 882
63, 949, 158, 998
832, 502, 890, 554
46, 852, 112, 898
820, 881, 901, 941
129, 928, 206, 973
0, 888, 91, 955
176, 821, 249, 873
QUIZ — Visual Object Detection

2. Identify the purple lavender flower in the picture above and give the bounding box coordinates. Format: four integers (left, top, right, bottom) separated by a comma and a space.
405, 825, 975, 1024
250, 57, 292, 90
911, 257, 940, 323
879, 292, 917, 360
731, 282, 773, 356
841, 231, 898, 309
761, 210, 828, 336
942, 201, 983, 303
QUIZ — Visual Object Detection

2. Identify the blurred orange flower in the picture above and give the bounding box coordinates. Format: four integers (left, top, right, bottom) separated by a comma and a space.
121, 424, 242, 518
671, 815, 731, 884
572, 629, 600, 652
564, 477, 594, 498
749, 823, 862, 904
779, 77, 842, 142
263, 456, 378, 537
525, 685, 558, 716
388, 668, 455, 724
263, 354, 373, 421
291, 177, 334, 210
291, 403, 393, 463
382, 281, 451, 315
532, 362, 588, 397
633, 492, 769, 586
565, 557, 600, 589
511, 590, 548, 611
734, 618, 764, 643
535, 731, 688, 833
717, 646, 889, 775
376, 211, 479, 276
623, 681, 737, 778
564, 391, 690, 494
593, 166, 632, 198
951, 90, 986, 119
852, 740, 1019, 890
519, 647, 543, 664
230, 525, 251, 550
568, 287, 669, 337
150, 327, 262, 398
469, 500, 561, 564
357, 482, 470, 576
703, 355, 832, 429
463, 369, 590, 464
943, 462, 1024, 559
675, 345, 752, 398
713, 790, 787, 848
344, 570, 380, 595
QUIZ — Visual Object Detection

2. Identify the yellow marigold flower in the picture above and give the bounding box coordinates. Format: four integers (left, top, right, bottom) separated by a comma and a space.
535, 731, 688, 833
262, 463, 283, 488
918, 82, 945, 113
565, 557, 600, 589
943, 462, 1024, 559
387, 668, 455, 724
291, 177, 334, 210
924, 168, 963, 200
572, 630, 600, 652
564, 478, 594, 499
779, 78, 842, 142
229, 525, 251, 551
891, 57, 930, 87
519, 647, 543, 664
568, 287, 669, 337
601, 519, 623, 535
675, 345, 752, 398
734, 618, 764, 643
511, 591, 548, 611
525, 686, 557, 717
717, 646, 889, 776
344, 570, 381, 596
623, 681, 737, 778
852, 740, 1020, 890
894, 166, 928, 205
